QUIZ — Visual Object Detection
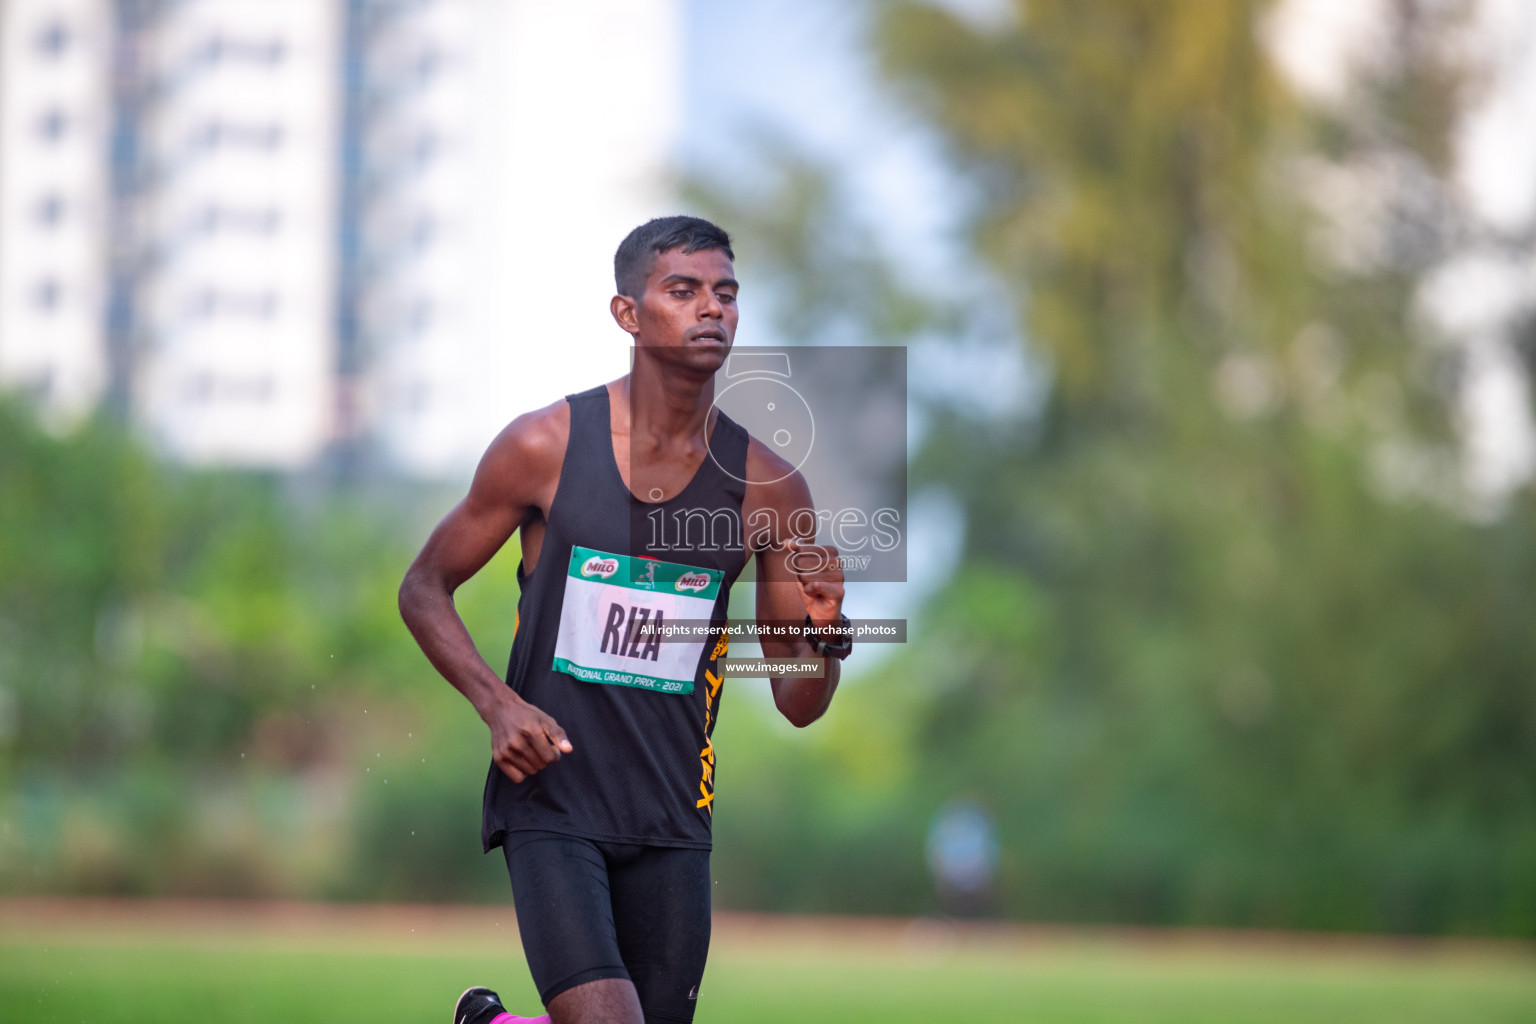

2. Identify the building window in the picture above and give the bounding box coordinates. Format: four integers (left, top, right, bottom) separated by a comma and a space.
33, 278, 62, 311
34, 20, 70, 59
196, 121, 286, 152
35, 108, 68, 142
34, 194, 66, 227
200, 35, 287, 67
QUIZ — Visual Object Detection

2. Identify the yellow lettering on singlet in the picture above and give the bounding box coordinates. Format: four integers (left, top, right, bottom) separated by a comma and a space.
703, 669, 723, 732
696, 636, 729, 814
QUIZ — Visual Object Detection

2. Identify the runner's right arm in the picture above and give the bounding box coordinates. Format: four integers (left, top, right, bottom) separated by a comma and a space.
398, 407, 573, 782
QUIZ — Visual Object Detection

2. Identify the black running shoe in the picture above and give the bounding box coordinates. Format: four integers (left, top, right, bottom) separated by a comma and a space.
453, 985, 507, 1024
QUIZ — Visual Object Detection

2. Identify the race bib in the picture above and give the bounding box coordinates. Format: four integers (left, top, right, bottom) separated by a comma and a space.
552, 546, 723, 694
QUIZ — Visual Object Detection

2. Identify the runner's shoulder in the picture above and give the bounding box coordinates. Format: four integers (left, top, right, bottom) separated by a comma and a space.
474, 397, 571, 490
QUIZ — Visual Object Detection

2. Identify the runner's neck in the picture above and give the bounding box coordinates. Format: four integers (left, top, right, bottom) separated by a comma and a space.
616, 366, 717, 446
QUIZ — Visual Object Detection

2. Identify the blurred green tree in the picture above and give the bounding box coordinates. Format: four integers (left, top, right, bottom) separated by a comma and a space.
859, 0, 1536, 933
0, 398, 519, 898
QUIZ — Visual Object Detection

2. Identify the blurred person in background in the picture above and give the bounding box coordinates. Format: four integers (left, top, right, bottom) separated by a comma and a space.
400, 216, 852, 1024
927, 797, 999, 918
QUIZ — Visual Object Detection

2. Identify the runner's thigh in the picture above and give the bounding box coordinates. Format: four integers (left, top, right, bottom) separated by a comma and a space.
605, 843, 711, 1023
503, 832, 632, 1005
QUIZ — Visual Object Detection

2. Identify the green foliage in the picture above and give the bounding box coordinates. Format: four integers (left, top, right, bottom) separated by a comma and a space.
856, 0, 1536, 934
0, 397, 518, 898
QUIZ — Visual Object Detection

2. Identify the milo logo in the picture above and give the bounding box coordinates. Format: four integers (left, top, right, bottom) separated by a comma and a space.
581, 556, 619, 578
675, 572, 712, 593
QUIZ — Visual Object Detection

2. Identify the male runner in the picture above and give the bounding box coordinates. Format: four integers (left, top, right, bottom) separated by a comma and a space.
398, 216, 852, 1024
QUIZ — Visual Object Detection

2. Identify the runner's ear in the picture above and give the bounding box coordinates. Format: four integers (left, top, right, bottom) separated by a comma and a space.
611, 294, 639, 336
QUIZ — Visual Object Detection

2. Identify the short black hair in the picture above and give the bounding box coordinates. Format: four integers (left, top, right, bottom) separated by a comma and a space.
614, 215, 734, 297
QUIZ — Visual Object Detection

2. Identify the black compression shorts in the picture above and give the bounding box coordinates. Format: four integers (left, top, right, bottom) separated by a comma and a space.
502, 831, 711, 1023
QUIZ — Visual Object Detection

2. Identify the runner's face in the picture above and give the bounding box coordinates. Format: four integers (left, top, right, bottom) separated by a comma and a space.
629, 247, 738, 372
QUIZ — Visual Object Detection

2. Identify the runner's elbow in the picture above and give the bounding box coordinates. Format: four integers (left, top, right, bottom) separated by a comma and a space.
784, 708, 823, 728
397, 574, 418, 625
774, 695, 824, 728
397, 564, 443, 624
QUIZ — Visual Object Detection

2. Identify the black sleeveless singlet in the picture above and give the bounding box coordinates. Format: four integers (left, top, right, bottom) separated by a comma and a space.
481, 384, 750, 851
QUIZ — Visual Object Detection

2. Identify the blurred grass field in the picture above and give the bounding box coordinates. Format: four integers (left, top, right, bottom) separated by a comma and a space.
2, 900, 1534, 1024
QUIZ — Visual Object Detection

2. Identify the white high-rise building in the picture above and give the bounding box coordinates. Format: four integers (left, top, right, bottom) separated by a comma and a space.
0, 0, 683, 474
367, 0, 683, 476
335, 0, 481, 475
0, 0, 113, 424
134, 0, 341, 466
